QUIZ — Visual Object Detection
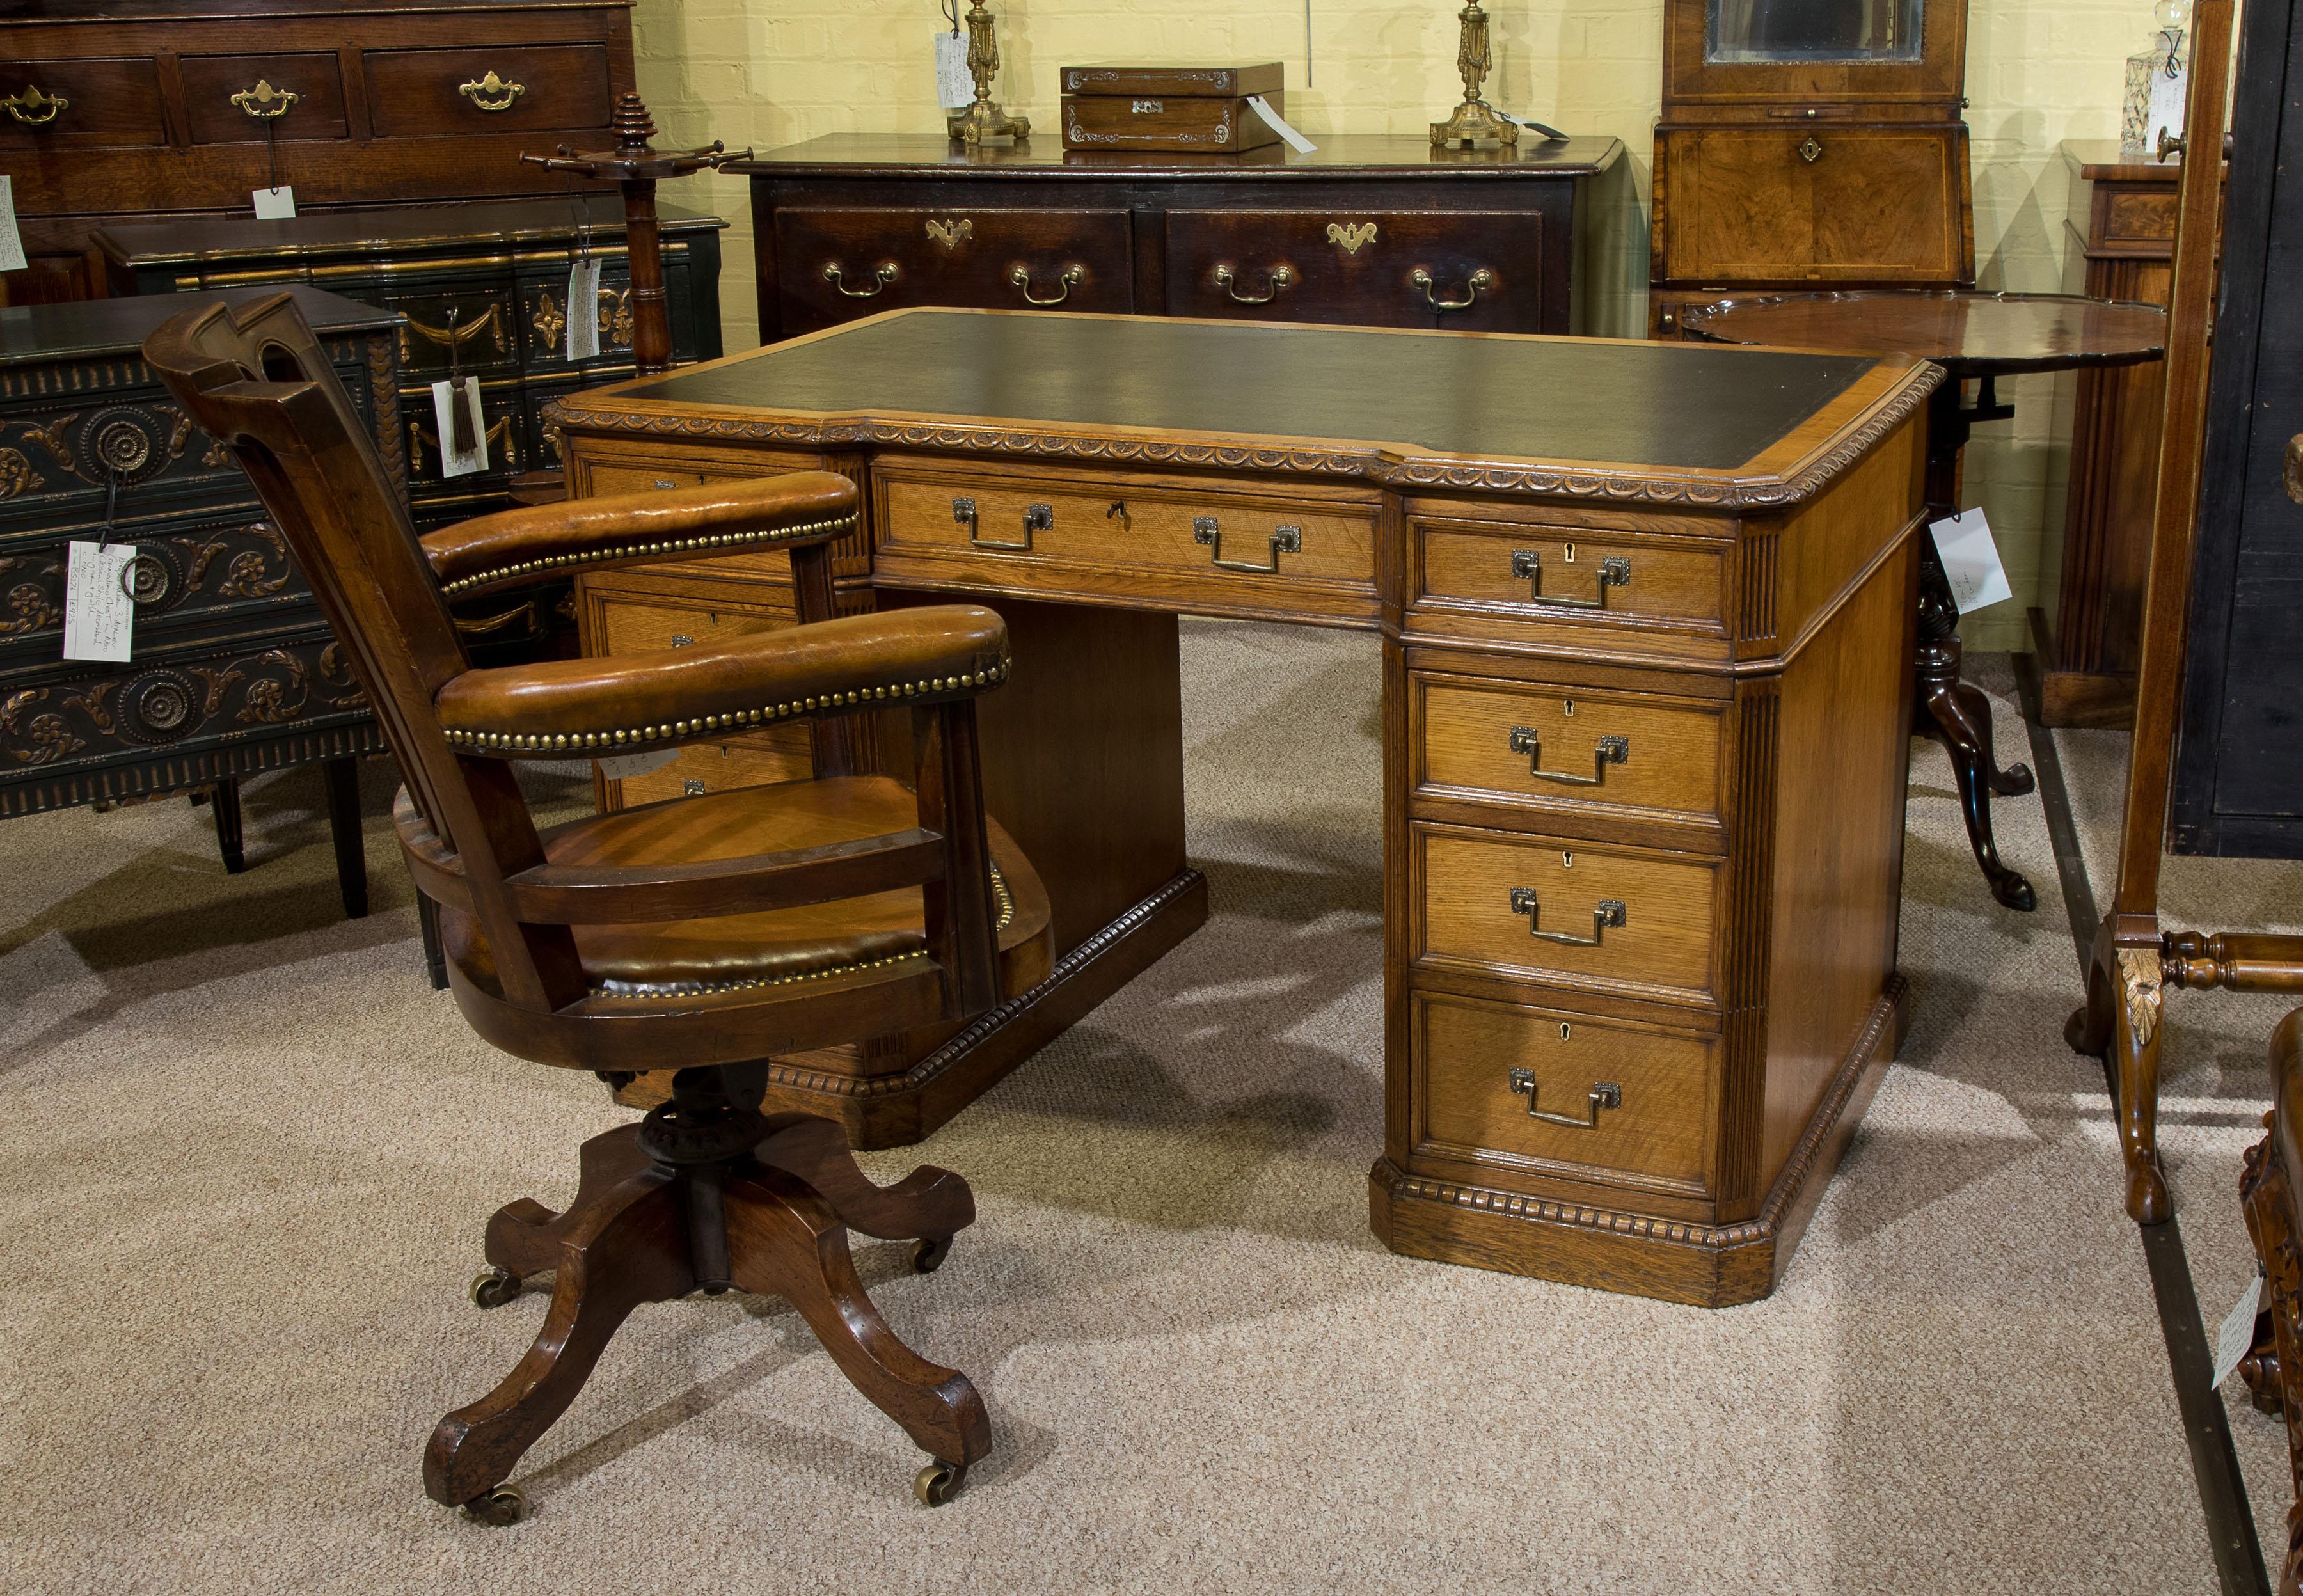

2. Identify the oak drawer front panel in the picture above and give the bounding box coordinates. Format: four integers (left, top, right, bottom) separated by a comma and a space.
180, 54, 351, 144
878, 475, 1377, 594
774, 207, 1133, 330
1413, 674, 1724, 829
1415, 826, 1717, 1003
1414, 519, 1725, 633
596, 597, 793, 659
613, 735, 812, 809
1163, 210, 1544, 331
0, 57, 166, 147
1417, 991, 1716, 1194
364, 45, 613, 138
1663, 127, 1963, 282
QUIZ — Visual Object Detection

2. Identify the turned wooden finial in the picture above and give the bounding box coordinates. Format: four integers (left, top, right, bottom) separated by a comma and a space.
610, 92, 658, 157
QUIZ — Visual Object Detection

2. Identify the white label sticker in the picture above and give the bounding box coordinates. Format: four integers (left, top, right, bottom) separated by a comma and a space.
253, 185, 297, 219
596, 748, 679, 781
2211, 1272, 2265, 1391
935, 31, 974, 110
0, 176, 25, 274
1928, 509, 2014, 613
63, 541, 137, 663
1246, 95, 1317, 154
566, 257, 603, 361
2148, 67, 2189, 162
430, 379, 489, 479
1497, 110, 1571, 141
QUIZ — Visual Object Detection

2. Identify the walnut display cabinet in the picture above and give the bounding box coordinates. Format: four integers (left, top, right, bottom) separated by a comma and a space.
1649, 0, 1975, 337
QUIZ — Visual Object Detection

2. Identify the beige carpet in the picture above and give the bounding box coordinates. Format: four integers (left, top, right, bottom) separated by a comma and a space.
0, 625, 2222, 1594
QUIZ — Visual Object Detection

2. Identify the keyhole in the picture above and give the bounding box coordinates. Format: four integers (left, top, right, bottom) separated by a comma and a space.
1562, 851, 1574, 869
1560, 1022, 1572, 1041
1564, 541, 1578, 564
1562, 699, 1576, 718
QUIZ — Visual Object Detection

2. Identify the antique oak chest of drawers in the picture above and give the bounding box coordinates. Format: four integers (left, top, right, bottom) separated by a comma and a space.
738, 134, 1623, 343
0, 0, 638, 304
95, 201, 724, 530
549, 310, 1936, 1306
0, 286, 397, 897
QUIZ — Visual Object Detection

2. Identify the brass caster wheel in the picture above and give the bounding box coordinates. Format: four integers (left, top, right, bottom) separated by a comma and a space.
914, 1459, 966, 1506
459, 1484, 526, 1526
468, 1266, 521, 1309
912, 1236, 950, 1274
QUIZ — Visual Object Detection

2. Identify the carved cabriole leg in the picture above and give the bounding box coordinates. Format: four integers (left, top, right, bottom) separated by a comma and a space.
481, 1125, 658, 1281
424, 1167, 692, 1510
2114, 944, 2171, 1224
722, 1164, 990, 1470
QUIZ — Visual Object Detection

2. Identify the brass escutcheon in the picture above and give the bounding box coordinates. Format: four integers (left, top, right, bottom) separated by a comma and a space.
1507, 1071, 1623, 1130
2, 84, 68, 125
1507, 727, 1630, 787
1798, 136, 1824, 163
459, 71, 526, 113
1326, 221, 1378, 255
1507, 888, 1627, 948
1510, 549, 1631, 610
231, 79, 299, 119
924, 218, 973, 250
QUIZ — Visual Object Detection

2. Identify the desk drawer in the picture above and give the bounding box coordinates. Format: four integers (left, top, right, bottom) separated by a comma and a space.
0, 57, 166, 150
1417, 991, 1715, 1193
1413, 672, 1723, 830
773, 206, 1133, 331
1164, 209, 1546, 332
614, 735, 811, 808
878, 471, 1377, 600
364, 44, 613, 137
1414, 517, 1724, 630
1415, 825, 1716, 1004
596, 596, 792, 658
179, 54, 351, 144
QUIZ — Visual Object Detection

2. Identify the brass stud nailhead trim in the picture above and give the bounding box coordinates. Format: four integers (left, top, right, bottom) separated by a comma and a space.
436, 511, 858, 596
443, 659, 1011, 752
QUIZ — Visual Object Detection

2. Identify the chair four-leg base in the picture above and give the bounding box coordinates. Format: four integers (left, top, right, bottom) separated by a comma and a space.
424, 1112, 988, 1521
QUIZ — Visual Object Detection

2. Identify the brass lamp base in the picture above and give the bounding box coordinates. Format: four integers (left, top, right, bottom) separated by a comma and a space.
948, 99, 1031, 145
1431, 99, 1519, 149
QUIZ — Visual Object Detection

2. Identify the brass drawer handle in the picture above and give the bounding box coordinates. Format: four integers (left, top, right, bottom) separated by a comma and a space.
1410, 267, 1494, 313
952, 496, 1039, 552
3, 84, 68, 125
1510, 549, 1631, 610
402, 301, 505, 354
1194, 517, 1301, 574
1507, 888, 1627, 947
683, 779, 706, 797
1507, 1071, 1623, 1130
459, 71, 526, 113
1010, 263, 1085, 306
231, 79, 299, 119
823, 260, 899, 298
1214, 264, 1292, 304
1508, 729, 1629, 787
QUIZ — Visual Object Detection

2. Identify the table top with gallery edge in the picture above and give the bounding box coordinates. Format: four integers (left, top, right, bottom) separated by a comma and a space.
1681, 290, 2168, 378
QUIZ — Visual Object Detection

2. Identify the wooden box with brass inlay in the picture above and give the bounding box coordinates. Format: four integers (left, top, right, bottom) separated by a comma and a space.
1414, 990, 1718, 1208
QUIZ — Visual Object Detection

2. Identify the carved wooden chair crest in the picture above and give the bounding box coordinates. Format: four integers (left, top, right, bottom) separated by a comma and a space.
143, 292, 1052, 1520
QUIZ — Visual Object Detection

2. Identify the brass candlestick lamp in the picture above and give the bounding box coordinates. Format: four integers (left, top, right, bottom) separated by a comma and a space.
947, 1, 1030, 144
1431, 1, 1518, 148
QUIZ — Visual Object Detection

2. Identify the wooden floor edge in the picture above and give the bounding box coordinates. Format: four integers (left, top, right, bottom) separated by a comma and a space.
1370, 974, 1908, 1306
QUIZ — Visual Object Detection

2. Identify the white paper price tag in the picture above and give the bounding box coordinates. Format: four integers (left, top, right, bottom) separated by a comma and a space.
934, 31, 973, 110
63, 542, 137, 663
1928, 509, 2013, 613
1246, 95, 1317, 154
2147, 67, 2189, 162
430, 380, 489, 479
2211, 1272, 2265, 1391
596, 748, 679, 780
0, 176, 26, 274
566, 257, 603, 361
253, 185, 297, 219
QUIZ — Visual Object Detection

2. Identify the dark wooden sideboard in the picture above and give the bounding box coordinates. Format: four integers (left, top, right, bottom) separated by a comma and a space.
735, 134, 1624, 343
95, 201, 724, 530
0, 0, 636, 304
0, 285, 399, 909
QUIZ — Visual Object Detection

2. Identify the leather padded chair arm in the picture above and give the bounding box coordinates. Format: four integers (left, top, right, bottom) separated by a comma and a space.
434, 604, 1010, 757
420, 471, 859, 601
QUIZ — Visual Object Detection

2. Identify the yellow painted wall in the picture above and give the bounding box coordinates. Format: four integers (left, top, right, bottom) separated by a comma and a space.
631, 0, 2165, 649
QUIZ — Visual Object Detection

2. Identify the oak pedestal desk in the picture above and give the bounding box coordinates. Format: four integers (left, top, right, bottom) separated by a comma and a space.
552, 310, 1938, 1306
